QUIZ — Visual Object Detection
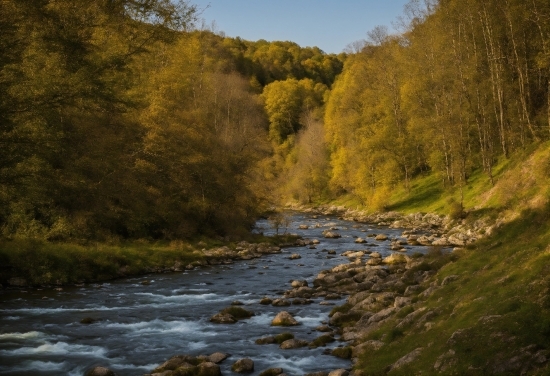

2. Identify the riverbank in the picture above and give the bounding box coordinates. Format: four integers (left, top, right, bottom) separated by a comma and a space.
280, 206, 550, 374
0, 234, 298, 289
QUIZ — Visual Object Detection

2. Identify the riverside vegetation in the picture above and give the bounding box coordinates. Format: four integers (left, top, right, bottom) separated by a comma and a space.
2, 0, 550, 374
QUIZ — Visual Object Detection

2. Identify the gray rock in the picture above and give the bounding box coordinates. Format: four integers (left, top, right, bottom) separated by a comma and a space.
208, 352, 229, 364
389, 348, 423, 371
394, 296, 412, 308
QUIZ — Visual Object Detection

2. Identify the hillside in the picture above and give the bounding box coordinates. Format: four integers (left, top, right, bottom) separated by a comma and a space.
316, 142, 550, 375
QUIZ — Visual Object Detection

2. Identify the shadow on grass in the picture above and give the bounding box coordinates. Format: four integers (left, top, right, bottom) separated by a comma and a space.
387, 177, 444, 212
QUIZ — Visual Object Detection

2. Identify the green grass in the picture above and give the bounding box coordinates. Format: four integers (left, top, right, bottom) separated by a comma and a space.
333, 143, 550, 374
354, 204, 550, 374
0, 238, 204, 286
0, 231, 297, 287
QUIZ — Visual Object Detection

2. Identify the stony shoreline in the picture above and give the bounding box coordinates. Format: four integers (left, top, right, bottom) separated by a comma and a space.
2, 240, 292, 290
292, 204, 501, 248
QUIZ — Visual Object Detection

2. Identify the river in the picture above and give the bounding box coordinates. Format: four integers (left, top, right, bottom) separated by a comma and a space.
0, 212, 427, 375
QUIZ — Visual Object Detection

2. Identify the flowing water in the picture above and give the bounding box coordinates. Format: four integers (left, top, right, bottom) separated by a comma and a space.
0, 213, 429, 375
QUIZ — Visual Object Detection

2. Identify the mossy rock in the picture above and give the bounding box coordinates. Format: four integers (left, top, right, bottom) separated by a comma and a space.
332, 346, 352, 359
220, 306, 254, 320
173, 365, 200, 376
274, 332, 295, 344
309, 334, 335, 348
259, 368, 284, 376
80, 317, 96, 324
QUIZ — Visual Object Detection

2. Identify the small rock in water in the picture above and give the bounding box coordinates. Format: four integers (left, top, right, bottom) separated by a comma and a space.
259, 368, 285, 376
272, 298, 291, 307
260, 297, 273, 305
279, 338, 308, 349
271, 311, 299, 326
289, 254, 301, 260
209, 352, 229, 364
232, 358, 254, 373
85, 366, 116, 376
231, 300, 244, 306
210, 313, 237, 324
80, 317, 96, 324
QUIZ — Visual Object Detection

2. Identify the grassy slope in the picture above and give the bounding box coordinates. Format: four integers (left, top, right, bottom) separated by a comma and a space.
357, 208, 550, 375
353, 142, 550, 374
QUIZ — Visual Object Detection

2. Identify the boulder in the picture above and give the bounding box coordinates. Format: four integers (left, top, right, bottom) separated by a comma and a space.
299, 225, 309, 229
271, 311, 299, 326
289, 254, 302, 260
416, 236, 433, 245
198, 362, 221, 376
209, 313, 236, 324
231, 358, 254, 373
432, 237, 450, 246
375, 234, 388, 241
208, 352, 229, 364
279, 339, 308, 349
366, 258, 382, 266
344, 251, 364, 258
85, 367, 116, 376
331, 347, 352, 359
291, 280, 308, 288
354, 238, 367, 244
259, 368, 285, 376
260, 297, 273, 305
382, 254, 407, 264
323, 231, 342, 239
394, 297, 412, 308
153, 356, 191, 372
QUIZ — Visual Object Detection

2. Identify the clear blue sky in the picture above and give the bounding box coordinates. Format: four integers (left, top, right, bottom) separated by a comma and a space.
190, 0, 411, 54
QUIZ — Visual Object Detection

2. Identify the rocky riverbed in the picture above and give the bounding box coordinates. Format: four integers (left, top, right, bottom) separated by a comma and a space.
1, 209, 488, 375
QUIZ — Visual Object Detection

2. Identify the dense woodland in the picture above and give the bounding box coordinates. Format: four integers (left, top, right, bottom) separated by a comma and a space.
1, 0, 550, 242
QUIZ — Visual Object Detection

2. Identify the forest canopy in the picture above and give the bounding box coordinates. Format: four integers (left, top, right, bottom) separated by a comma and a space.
1, 0, 550, 242
0, 0, 343, 241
